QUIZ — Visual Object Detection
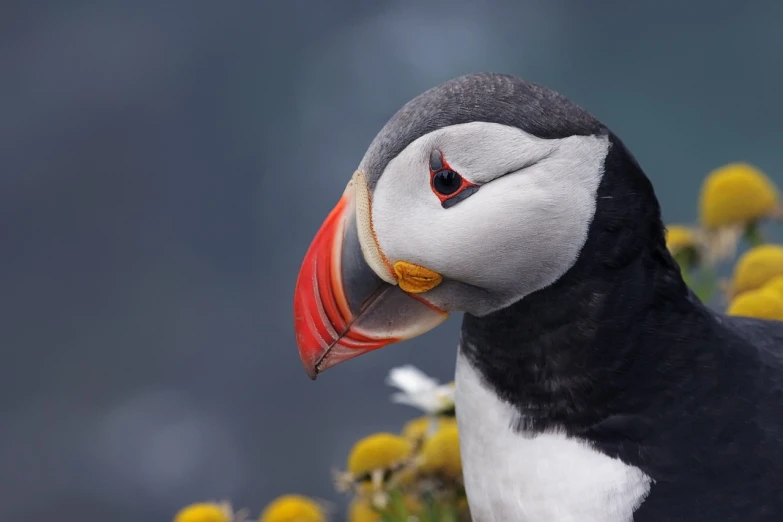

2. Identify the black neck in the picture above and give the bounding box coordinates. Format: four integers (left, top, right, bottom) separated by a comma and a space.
459, 133, 716, 432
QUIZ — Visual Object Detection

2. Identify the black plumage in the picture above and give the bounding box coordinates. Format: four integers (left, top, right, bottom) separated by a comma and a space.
461, 132, 783, 521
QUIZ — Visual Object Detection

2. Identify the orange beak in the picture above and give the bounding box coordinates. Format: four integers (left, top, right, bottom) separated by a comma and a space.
293, 183, 448, 379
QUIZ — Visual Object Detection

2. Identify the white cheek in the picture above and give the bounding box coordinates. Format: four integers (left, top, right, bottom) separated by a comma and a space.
468, 168, 598, 292
371, 129, 608, 303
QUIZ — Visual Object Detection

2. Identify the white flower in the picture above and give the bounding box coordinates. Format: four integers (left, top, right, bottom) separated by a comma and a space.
386, 365, 455, 415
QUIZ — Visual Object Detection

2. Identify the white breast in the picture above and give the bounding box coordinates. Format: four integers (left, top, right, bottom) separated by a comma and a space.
455, 352, 652, 522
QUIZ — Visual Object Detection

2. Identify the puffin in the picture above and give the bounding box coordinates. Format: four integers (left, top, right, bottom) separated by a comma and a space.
292, 73, 783, 521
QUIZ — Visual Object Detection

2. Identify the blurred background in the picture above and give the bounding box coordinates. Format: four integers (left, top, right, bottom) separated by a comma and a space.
2, 0, 783, 520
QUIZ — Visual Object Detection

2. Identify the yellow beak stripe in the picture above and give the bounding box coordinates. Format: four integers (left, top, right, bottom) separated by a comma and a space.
393, 261, 443, 294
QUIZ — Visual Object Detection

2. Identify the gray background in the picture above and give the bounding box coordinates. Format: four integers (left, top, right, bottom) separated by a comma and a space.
2, 1, 782, 520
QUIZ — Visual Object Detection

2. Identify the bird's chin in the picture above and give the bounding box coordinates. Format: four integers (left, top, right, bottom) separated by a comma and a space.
292, 182, 449, 380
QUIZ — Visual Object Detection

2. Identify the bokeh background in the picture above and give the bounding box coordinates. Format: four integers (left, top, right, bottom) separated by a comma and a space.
3, 1, 783, 520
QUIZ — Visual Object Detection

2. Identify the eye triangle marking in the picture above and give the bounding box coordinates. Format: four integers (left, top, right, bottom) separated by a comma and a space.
429, 149, 444, 172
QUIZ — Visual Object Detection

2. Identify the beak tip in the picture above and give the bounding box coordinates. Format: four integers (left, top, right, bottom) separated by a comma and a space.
295, 338, 321, 381
294, 324, 324, 380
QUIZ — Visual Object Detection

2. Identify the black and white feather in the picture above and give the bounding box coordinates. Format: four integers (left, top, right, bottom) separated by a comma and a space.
356, 73, 783, 522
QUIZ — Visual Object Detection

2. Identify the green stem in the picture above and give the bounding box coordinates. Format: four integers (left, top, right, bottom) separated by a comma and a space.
439, 503, 459, 522
674, 252, 716, 304
680, 266, 695, 289
694, 265, 717, 304
380, 490, 410, 522
744, 221, 764, 247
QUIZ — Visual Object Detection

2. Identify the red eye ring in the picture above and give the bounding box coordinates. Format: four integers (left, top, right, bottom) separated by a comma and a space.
429, 150, 479, 207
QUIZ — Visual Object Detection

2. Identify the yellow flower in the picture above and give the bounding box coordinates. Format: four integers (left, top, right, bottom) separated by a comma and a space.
727, 288, 783, 321
348, 499, 380, 522
665, 224, 705, 268
347, 433, 414, 476
417, 421, 462, 480
337, 433, 416, 503
402, 416, 457, 444
259, 495, 325, 522
402, 416, 434, 443
699, 163, 781, 229
173, 503, 232, 522
729, 245, 783, 297
762, 275, 783, 297
665, 225, 698, 254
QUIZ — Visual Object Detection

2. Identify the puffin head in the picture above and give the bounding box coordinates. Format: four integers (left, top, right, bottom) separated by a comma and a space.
293, 73, 670, 379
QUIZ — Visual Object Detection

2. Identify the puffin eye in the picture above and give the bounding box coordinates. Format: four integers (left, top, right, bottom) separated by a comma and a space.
429, 150, 479, 208
433, 170, 462, 195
